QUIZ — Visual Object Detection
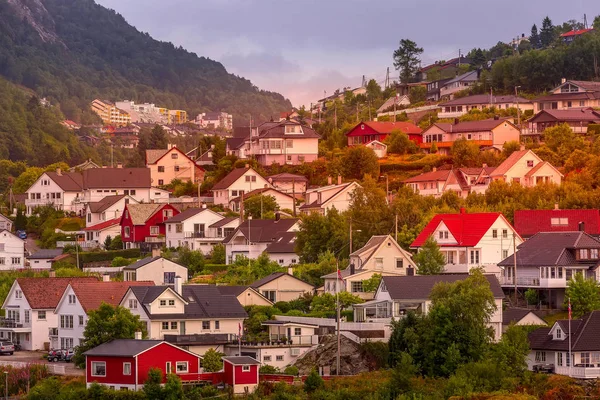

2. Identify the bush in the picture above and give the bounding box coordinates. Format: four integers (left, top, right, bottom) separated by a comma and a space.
259, 365, 279, 374
79, 249, 141, 264
283, 365, 299, 376
304, 369, 324, 393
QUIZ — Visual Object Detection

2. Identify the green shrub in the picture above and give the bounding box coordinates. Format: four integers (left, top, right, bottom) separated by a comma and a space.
283, 365, 299, 376
259, 365, 279, 374
79, 249, 142, 264
202, 264, 228, 274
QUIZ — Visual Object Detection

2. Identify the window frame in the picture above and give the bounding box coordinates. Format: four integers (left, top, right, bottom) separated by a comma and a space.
176, 361, 188, 373
91, 361, 106, 377
123, 362, 131, 375
242, 365, 251, 372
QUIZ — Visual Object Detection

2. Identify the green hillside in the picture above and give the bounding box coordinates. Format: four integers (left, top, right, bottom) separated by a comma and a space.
0, 0, 292, 125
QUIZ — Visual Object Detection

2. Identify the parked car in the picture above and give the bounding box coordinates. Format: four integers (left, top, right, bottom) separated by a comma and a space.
63, 349, 75, 362
47, 349, 65, 362
0, 342, 14, 355
16, 230, 27, 240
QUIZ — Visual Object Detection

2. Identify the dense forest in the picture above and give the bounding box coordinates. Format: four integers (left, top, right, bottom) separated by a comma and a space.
0, 0, 292, 124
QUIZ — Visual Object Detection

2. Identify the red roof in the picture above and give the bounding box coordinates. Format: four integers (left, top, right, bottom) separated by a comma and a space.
514, 209, 600, 237
411, 209, 506, 247
350, 121, 422, 135
70, 281, 154, 312
560, 29, 594, 37
16, 277, 98, 309
83, 218, 120, 231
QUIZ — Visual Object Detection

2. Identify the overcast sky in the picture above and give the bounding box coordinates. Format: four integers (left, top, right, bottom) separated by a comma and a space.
96, 0, 595, 107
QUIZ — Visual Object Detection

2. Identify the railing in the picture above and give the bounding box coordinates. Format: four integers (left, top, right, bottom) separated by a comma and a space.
49, 328, 58, 337
0, 360, 66, 375
420, 140, 493, 149
25, 199, 59, 205
266, 334, 318, 346
521, 126, 588, 135
184, 232, 206, 238
555, 366, 600, 379
56, 241, 99, 249
499, 276, 540, 286
437, 111, 466, 118
0, 318, 24, 329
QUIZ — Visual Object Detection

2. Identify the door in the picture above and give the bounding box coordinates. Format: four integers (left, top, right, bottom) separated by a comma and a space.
166, 362, 171, 374
180, 321, 186, 335
407, 267, 415, 276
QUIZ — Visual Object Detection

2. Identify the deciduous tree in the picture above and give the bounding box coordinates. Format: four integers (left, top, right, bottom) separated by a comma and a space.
451, 138, 480, 167
565, 272, 600, 318
202, 348, 225, 372
244, 194, 278, 219
385, 129, 417, 155
413, 235, 445, 275
341, 145, 379, 179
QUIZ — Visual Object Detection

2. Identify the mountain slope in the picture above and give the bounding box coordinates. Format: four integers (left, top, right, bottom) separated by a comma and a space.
0, 0, 291, 124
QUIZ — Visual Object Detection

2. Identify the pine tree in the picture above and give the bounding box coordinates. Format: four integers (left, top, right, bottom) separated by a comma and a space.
540, 17, 556, 48
529, 24, 541, 49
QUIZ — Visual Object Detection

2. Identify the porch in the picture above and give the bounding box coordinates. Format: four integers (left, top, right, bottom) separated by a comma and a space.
555, 366, 600, 379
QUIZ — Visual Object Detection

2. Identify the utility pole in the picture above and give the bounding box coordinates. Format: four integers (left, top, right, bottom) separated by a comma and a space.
513, 233, 518, 306
356, 103, 359, 122
292, 179, 296, 217
334, 103, 337, 129
393, 94, 397, 123
458, 49, 461, 66
336, 260, 341, 376
349, 218, 353, 255
385, 67, 390, 89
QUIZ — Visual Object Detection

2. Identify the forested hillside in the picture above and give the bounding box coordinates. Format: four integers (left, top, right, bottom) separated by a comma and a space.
0, 0, 292, 124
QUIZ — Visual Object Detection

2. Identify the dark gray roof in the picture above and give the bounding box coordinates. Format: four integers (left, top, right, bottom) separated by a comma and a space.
503, 308, 544, 325
164, 333, 233, 346
498, 231, 600, 267
216, 285, 249, 297
382, 274, 504, 300
83, 339, 162, 357
131, 285, 247, 319
267, 173, 308, 182
209, 217, 238, 228
164, 208, 204, 223
226, 137, 246, 150
264, 232, 297, 254
212, 167, 255, 190
224, 219, 298, 244
529, 311, 600, 351
27, 249, 63, 260
123, 256, 161, 270
223, 356, 260, 365
87, 195, 126, 213
257, 121, 320, 139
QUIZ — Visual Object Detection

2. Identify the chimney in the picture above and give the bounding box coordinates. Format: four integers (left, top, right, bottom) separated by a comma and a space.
432, 167, 437, 172
151, 248, 161, 258
56, 168, 62, 176
174, 276, 182, 295
482, 163, 488, 169
102, 274, 110, 282
460, 207, 466, 214
337, 175, 342, 185
134, 331, 142, 340
554, 203, 559, 210
579, 221, 585, 232
275, 212, 281, 222
350, 263, 355, 276
494, 115, 499, 120
116, 163, 123, 169
245, 163, 250, 169
201, 203, 207, 209
327, 176, 332, 185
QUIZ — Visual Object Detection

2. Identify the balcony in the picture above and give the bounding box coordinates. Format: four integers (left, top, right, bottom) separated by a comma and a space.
56, 240, 99, 249
0, 318, 30, 332
555, 366, 600, 379
241, 334, 318, 347
438, 111, 466, 119
499, 276, 541, 287
184, 232, 206, 239
25, 198, 59, 206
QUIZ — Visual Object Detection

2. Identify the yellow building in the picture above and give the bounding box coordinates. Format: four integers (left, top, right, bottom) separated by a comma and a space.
168, 109, 187, 124
91, 99, 131, 126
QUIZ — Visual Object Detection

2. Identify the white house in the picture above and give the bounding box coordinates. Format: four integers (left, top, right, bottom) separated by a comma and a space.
26, 249, 63, 270
223, 218, 299, 264
228, 188, 297, 214
164, 208, 239, 254
55, 280, 153, 350
0, 230, 24, 270
0, 214, 13, 232
490, 149, 563, 187
85, 194, 138, 227
299, 180, 361, 215
25, 170, 83, 215
353, 274, 505, 341
122, 257, 189, 285
322, 235, 417, 300
410, 208, 523, 275
250, 272, 314, 303
365, 140, 388, 158
83, 218, 121, 248
0, 277, 97, 350
120, 282, 247, 355
212, 166, 272, 207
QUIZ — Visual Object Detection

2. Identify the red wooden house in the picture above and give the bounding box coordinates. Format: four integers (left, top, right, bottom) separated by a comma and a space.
223, 356, 260, 394
346, 121, 423, 146
120, 203, 179, 250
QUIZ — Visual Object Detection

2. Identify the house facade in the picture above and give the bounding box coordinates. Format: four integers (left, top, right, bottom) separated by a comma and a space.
26, 249, 63, 270
490, 149, 563, 186
439, 94, 533, 119
146, 145, 204, 186
228, 188, 296, 213
524, 109, 600, 137
0, 215, 12, 232
0, 230, 25, 270
212, 166, 272, 207
123, 257, 188, 285
322, 235, 417, 300
533, 80, 600, 113
346, 121, 422, 146
439, 70, 479, 99
498, 231, 600, 309
353, 274, 504, 341
195, 112, 233, 131
420, 119, 521, 155
299, 181, 361, 215
410, 209, 523, 275
85, 195, 137, 227
120, 204, 180, 250
404, 166, 494, 198
251, 273, 314, 303
25, 170, 83, 215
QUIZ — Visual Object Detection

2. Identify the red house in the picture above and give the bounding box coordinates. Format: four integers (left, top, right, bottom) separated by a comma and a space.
84, 340, 201, 391
222, 356, 260, 394
514, 209, 600, 239
120, 203, 179, 250
346, 121, 423, 146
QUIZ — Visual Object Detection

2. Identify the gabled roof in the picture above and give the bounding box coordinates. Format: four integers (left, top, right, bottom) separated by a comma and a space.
163, 208, 205, 223
226, 138, 247, 150
83, 218, 120, 232
122, 256, 186, 271
83, 339, 163, 357
223, 356, 260, 366
224, 219, 298, 244
348, 121, 422, 136
45, 171, 83, 192
251, 272, 312, 289
490, 150, 537, 177
26, 249, 63, 260
82, 168, 151, 189
257, 120, 320, 139
216, 285, 250, 297
14, 277, 98, 310
381, 274, 504, 300
440, 94, 531, 107
528, 109, 600, 123
404, 169, 452, 183
228, 187, 294, 204
212, 167, 266, 190
514, 209, 600, 237
560, 28, 594, 37
264, 232, 298, 254
87, 195, 126, 213
209, 217, 239, 228
529, 311, 600, 351
426, 118, 515, 134
411, 210, 506, 248
123, 204, 163, 225
498, 231, 600, 267
299, 182, 360, 210
442, 70, 479, 85
503, 308, 545, 326
146, 149, 169, 164
267, 173, 308, 182
68, 281, 154, 313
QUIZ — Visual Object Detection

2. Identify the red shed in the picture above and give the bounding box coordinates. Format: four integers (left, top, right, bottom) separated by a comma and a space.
120, 203, 179, 249
346, 121, 423, 146
222, 356, 260, 394
84, 339, 201, 391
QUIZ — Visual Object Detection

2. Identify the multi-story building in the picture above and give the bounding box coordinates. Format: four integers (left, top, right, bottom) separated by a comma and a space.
439, 70, 479, 100
168, 110, 188, 124
211, 166, 272, 208
195, 112, 233, 131
438, 94, 533, 119
534, 80, 600, 113
114, 101, 167, 124
120, 203, 180, 250
345, 121, 422, 146
489, 149, 563, 186
91, 99, 131, 126
145, 145, 204, 186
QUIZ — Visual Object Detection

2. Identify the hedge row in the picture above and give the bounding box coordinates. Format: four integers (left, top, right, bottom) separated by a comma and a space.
380, 155, 452, 172
79, 249, 142, 264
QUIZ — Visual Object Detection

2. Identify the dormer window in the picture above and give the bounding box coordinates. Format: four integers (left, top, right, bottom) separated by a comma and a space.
556, 328, 562, 339
580, 249, 589, 260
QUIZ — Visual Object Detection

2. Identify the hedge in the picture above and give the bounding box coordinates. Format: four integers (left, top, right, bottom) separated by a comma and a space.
588, 124, 600, 136
380, 155, 452, 172
79, 249, 142, 265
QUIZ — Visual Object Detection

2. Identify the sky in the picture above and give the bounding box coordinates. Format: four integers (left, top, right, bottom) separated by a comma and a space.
96, 0, 596, 108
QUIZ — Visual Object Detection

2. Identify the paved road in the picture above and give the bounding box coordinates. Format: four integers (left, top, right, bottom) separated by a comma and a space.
24, 234, 39, 256
0, 351, 84, 376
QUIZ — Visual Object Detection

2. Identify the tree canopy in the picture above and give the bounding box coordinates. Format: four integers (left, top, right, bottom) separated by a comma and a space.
393, 39, 424, 83
565, 272, 600, 318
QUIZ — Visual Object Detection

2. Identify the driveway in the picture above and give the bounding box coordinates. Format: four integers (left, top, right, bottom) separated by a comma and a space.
25, 234, 40, 255
0, 351, 84, 376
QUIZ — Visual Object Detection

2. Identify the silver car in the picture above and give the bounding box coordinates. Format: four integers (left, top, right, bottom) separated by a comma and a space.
0, 342, 14, 355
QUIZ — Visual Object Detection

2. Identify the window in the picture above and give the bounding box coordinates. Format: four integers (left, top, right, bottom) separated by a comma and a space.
276, 355, 284, 361
129, 299, 138, 309
158, 179, 164, 185
11, 257, 21, 265
592, 249, 599, 259
162, 322, 169, 330
171, 153, 178, 159
263, 290, 276, 302
502, 250, 508, 259
556, 328, 562, 339
551, 218, 568, 226
160, 300, 167, 306
38, 311, 46, 320
242, 365, 250, 372
158, 166, 165, 173
374, 258, 383, 270
15, 290, 22, 299
351, 281, 363, 293
470, 250, 480, 264
395, 258, 404, 269
294, 328, 301, 336
492, 229, 497, 238
580, 249, 589, 260
176, 362, 188, 373
68, 294, 76, 304
60, 315, 73, 329
168, 300, 175, 306
7, 310, 19, 323
175, 224, 183, 233
278, 259, 284, 264
91, 362, 106, 377
502, 229, 508, 238
123, 363, 131, 375
439, 231, 444, 239
535, 351, 546, 362
263, 355, 272, 362
581, 352, 590, 364
150, 226, 160, 235
558, 352, 563, 366
78, 315, 84, 326
171, 321, 178, 330
164, 272, 176, 284
526, 160, 534, 167
202, 321, 210, 330
215, 321, 220, 330
124, 226, 130, 238
24, 310, 29, 323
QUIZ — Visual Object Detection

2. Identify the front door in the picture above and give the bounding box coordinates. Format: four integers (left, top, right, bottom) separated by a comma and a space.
180, 321, 186, 335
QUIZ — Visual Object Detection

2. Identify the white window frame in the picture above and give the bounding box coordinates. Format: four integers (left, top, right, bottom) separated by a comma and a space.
176, 361, 188, 373
123, 362, 131, 375
242, 365, 250, 372
91, 361, 106, 377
